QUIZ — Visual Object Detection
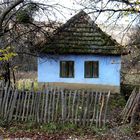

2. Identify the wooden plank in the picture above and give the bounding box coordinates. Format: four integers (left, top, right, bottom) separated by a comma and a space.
55, 88, 60, 122
67, 90, 72, 120
8, 90, 18, 121
15, 91, 21, 120
71, 90, 77, 123
1, 82, 9, 117
121, 88, 136, 116
29, 91, 35, 121
103, 91, 110, 127
51, 88, 56, 122
90, 91, 98, 126
36, 91, 41, 123
22, 91, 28, 121
40, 90, 45, 122
83, 90, 90, 126
96, 92, 102, 128
79, 90, 85, 125
61, 89, 66, 123
4, 87, 12, 118
32, 91, 38, 122
75, 90, 80, 125
25, 91, 31, 121
44, 89, 49, 123
86, 90, 94, 126
6, 88, 15, 120
99, 92, 105, 128
48, 88, 53, 123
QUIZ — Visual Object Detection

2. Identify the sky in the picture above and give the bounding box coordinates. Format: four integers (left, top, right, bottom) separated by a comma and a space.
33, 0, 137, 25
33, 0, 137, 44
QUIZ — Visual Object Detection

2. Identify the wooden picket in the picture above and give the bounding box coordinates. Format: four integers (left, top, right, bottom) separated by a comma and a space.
0, 83, 110, 127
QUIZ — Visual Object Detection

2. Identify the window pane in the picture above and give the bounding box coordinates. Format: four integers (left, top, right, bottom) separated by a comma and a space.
85, 61, 99, 78
85, 61, 93, 78
60, 61, 74, 78
68, 61, 74, 77
93, 61, 99, 78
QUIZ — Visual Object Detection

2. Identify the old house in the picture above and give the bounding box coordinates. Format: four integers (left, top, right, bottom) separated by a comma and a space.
38, 11, 124, 93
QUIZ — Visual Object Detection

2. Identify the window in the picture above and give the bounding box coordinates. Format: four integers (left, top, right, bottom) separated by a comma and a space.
60, 61, 74, 78
84, 61, 99, 78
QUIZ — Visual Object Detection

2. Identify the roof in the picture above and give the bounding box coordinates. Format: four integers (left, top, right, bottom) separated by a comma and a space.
40, 10, 123, 55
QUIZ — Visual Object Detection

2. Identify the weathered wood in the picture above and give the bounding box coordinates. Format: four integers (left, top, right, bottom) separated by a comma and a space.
87, 91, 94, 126
75, 90, 80, 125
103, 91, 110, 127
121, 88, 136, 116
15, 91, 21, 120
40, 89, 45, 122
36, 92, 41, 123
96, 92, 102, 127
44, 89, 49, 123
55, 88, 60, 122
4, 86, 11, 118
22, 91, 28, 121
99, 92, 105, 128
0, 84, 110, 128
71, 90, 77, 123
83, 91, 90, 126
79, 90, 85, 125
29, 91, 35, 121
8, 90, 18, 121
1, 82, 9, 116
48, 88, 53, 123
51, 88, 56, 121
67, 90, 72, 120
18, 91, 25, 121
25, 91, 31, 121
90, 91, 98, 126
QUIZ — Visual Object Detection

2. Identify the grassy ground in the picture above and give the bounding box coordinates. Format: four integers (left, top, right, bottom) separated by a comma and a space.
0, 94, 139, 140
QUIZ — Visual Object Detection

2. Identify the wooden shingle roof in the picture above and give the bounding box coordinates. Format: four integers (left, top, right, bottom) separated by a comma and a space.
41, 10, 123, 55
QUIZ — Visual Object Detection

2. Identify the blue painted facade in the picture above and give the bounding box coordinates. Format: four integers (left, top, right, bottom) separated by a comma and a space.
38, 55, 121, 86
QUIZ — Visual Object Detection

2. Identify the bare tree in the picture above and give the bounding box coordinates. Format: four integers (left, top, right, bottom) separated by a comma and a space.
0, 0, 67, 83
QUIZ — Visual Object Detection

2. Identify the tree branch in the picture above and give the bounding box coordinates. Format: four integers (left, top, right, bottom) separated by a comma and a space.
0, 0, 24, 34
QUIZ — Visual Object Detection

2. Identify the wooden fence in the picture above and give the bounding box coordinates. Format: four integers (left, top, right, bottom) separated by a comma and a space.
121, 87, 140, 124
0, 82, 110, 128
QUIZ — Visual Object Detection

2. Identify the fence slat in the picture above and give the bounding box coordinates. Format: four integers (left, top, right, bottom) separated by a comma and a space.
44, 89, 49, 123
90, 91, 98, 126
71, 90, 77, 124
67, 90, 72, 120
0, 83, 111, 128
15, 91, 21, 120
103, 91, 110, 127
22, 91, 28, 121
51, 88, 56, 122
99, 92, 105, 128
48, 88, 53, 123
75, 90, 80, 125
55, 88, 60, 122
25, 91, 31, 121
8, 90, 18, 121
83, 91, 90, 126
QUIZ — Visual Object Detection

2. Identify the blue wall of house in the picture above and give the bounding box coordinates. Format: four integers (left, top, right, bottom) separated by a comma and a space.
38, 55, 121, 86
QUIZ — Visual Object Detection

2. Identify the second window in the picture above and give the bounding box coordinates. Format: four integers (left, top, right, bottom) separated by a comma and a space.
84, 61, 99, 78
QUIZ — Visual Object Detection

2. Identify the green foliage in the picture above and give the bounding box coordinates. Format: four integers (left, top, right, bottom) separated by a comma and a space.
119, 124, 133, 135
17, 79, 38, 91
0, 47, 17, 61
40, 123, 57, 133
109, 95, 126, 110
90, 125, 108, 135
